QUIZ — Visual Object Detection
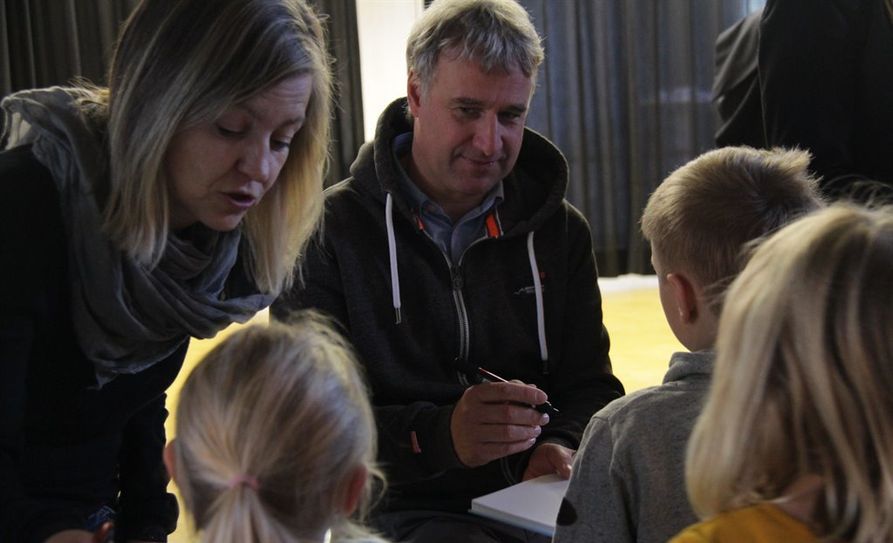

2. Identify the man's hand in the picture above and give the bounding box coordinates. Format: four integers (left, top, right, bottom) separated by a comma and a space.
450, 381, 550, 467
522, 442, 574, 481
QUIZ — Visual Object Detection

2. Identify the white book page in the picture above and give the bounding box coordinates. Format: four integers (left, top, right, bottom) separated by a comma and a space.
469, 474, 569, 536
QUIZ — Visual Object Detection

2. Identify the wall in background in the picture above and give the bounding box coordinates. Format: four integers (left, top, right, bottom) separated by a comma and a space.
355, 0, 424, 143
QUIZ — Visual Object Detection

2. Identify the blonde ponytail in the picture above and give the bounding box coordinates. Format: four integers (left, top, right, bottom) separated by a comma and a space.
172, 314, 386, 543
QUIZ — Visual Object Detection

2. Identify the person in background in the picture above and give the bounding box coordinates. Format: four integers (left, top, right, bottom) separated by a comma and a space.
272, 0, 624, 541
0, 0, 332, 541
711, 9, 762, 149
554, 147, 823, 543
671, 204, 893, 542
758, 0, 893, 202
166, 314, 389, 543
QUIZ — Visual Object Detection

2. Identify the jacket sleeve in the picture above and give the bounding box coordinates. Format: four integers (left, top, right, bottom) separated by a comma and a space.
533, 207, 624, 454
272, 235, 467, 483
0, 315, 88, 542
0, 147, 89, 542
553, 414, 633, 543
115, 393, 179, 542
759, 0, 868, 195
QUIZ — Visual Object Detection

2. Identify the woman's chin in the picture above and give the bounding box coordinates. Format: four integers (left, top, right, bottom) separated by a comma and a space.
201, 214, 246, 232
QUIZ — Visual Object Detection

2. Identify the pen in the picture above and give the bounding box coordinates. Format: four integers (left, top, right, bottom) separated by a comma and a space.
476, 367, 559, 414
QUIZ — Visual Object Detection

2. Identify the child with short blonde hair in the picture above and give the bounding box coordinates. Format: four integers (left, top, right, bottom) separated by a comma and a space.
165, 313, 389, 543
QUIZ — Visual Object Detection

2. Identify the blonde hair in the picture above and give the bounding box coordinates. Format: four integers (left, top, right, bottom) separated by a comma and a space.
685, 205, 893, 541
101, 0, 332, 294
407, 0, 543, 92
172, 314, 384, 543
641, 146, 822, 312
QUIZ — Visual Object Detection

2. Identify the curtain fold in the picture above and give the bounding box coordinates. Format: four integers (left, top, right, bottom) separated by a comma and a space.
521, 0, 765, 276
314, 0, 365, 185
0, 0, 363, 187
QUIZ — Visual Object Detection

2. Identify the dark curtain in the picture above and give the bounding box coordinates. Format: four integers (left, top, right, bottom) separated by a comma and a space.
315, 0, 364, 185
521, 0, 765, 276
0, 0, 138, 92
0, 0, 364, 187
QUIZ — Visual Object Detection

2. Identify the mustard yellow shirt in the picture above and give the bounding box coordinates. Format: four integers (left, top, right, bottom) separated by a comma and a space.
669, 502, 817, 542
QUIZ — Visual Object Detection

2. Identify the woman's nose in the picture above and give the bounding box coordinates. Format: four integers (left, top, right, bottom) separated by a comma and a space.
238, 140, 275, 185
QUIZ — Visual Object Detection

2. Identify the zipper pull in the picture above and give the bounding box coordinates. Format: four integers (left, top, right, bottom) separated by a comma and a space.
450, 266, 464, 290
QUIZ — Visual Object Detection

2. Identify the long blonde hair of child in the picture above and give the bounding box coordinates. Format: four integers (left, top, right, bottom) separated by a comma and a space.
685, 204, 893, 542
170, 314, 385, 543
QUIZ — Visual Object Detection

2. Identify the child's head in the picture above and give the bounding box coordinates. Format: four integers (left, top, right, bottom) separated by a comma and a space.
686, 205, 893, 541
641, 146, 822, 348
166, 313, 382, 543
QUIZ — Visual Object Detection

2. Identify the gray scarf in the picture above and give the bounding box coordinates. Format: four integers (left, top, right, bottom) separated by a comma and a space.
1, 87, 274, 386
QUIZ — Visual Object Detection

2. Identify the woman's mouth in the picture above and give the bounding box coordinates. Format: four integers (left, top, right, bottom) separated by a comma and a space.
223, 192, 257, 209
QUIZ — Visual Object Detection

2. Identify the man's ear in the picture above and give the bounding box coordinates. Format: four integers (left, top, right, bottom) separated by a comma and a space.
666, 272, 699, 324
340, 465, 368, 516
163, 439, 178, 484
406, 71, 422, 117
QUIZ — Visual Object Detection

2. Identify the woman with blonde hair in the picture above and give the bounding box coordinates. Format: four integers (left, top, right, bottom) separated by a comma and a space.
166, 314, 388, 543
671, 204, 893, 542
0, 0, 332, 540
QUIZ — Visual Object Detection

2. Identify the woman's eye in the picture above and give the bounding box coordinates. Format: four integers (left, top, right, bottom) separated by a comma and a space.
271, 139, 291, 152
216, 124, 244, 137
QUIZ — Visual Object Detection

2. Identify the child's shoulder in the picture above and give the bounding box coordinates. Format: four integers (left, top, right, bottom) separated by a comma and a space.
598, 351, 712, 419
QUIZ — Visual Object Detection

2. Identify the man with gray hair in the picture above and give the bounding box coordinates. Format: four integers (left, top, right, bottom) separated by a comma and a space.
274, 1, 623, 541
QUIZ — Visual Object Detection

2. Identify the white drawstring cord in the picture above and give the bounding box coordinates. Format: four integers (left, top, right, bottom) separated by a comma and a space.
385, 193, 402, 324
527, 231, 548, 364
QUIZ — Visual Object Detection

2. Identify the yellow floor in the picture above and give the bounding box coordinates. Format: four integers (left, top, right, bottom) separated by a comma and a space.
164, 281, 681, 541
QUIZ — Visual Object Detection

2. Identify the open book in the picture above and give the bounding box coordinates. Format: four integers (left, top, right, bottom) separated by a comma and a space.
469, 474, 569, 536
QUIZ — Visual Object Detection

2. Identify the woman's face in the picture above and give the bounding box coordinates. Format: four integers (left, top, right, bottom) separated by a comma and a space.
164, 73, 314, 231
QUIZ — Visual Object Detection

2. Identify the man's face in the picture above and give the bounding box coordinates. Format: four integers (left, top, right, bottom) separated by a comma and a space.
406, 52, 533, 220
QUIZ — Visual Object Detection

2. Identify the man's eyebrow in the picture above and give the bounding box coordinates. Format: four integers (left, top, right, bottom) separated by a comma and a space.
451, 97, 528, 114
451, 97, 485, 108
501, 104, 527, 115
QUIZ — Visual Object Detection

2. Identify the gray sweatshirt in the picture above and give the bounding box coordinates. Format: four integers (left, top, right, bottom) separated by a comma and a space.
553, 351, 713, 543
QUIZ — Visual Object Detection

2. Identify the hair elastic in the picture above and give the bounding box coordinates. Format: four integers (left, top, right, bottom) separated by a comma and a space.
227, 474, 260, 491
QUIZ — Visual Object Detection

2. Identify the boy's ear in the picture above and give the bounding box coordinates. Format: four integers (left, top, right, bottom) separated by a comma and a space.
163, 439, 178, 484
666, 272, 699, 324
341, 465, 368, 516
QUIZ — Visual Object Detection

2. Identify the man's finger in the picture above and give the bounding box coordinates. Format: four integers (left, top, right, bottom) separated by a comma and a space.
475, 422, 542, 443
473, 381, 548, 405
475, 402, 550, 426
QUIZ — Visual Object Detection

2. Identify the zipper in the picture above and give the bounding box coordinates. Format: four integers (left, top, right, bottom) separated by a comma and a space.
450, 264, 472, 385
416, 221, 524, 483
450, 235, 494, 381
419, 230, 490, 385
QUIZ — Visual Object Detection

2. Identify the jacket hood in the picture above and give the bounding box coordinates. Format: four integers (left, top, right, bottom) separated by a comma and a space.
348, 97, 569, 237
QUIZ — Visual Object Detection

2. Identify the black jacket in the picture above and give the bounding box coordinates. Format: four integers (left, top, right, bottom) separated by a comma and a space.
274, 98, 624, 513
0, 145, 180, 542
760, 0, 893, 198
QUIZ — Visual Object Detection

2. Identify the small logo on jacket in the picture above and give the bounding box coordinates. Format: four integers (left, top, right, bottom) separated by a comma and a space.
514, 272, 547, 296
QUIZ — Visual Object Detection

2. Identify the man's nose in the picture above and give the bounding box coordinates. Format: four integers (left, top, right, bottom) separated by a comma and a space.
472, 114, 501, 158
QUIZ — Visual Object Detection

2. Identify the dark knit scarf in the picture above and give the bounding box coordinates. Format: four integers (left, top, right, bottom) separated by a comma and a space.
1, 87, 273, 386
